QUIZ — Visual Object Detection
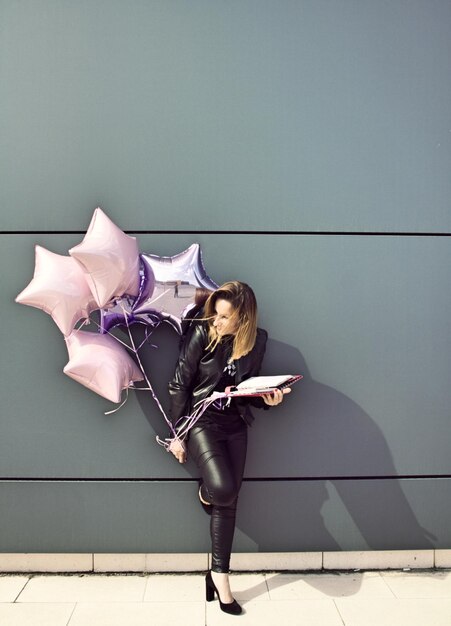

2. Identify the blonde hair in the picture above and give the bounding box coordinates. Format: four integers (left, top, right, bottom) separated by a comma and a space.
203, 281, 258, 360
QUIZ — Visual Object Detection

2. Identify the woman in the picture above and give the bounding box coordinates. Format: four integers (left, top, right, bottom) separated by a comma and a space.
168, 281, 289, 615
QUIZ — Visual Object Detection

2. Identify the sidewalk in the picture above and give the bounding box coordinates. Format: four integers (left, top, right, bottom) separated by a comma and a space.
1, 570, 450, 625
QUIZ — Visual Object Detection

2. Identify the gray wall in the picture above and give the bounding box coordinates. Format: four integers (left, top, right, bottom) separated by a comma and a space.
1, 0, 450, 554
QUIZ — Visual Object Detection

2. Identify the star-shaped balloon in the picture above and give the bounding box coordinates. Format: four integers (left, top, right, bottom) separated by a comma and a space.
16, 202, 220, 431
69, 207, 140, 308
100, 243, 217, 334
15, 245, 98, 336
99, 255, 155, 333
63, 330, 144, 403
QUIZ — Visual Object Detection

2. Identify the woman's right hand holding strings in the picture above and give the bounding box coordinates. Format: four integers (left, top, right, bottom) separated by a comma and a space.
168, 438, 187, 463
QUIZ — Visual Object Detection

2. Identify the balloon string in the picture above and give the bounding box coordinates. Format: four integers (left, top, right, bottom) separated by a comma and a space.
89, 300, 215, 446
86, 302, 176, 438
155, 393, 223, 450
118, 300, 178, 439
88, 316, 134, 351
137, 325, 158, 351
104, 387, 130, 415
90, 313, 158, 352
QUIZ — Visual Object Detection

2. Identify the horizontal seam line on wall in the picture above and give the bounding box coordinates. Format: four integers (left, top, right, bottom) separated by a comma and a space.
1, 475, 450, 482
1, 230, 450, 237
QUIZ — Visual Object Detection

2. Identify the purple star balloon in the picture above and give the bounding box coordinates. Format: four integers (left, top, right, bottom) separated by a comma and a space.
100, 243, 217, 334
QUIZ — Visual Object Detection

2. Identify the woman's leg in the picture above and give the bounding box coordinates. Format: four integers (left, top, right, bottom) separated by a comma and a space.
189, 424, 247, 574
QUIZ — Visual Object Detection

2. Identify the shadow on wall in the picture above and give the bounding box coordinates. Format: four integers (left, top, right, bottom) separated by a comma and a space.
135, 326, 436, 552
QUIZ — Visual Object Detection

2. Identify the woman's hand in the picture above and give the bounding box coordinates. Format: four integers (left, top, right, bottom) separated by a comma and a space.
168, 438, 187, 463
262, 387, 291, 406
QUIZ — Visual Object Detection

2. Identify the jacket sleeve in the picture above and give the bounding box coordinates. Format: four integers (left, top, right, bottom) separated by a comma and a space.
168, 322, 206, 430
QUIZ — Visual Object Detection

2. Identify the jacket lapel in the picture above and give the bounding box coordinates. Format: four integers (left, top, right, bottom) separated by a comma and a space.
236, 352, 253, 383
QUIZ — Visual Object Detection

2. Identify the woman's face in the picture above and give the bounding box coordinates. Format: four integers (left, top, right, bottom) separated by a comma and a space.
212, 298, 238, 337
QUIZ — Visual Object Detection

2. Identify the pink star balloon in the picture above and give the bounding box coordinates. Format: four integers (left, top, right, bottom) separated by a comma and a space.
63, 330, 144, 403
15, 245, 98, 336
69, 207, 140, 308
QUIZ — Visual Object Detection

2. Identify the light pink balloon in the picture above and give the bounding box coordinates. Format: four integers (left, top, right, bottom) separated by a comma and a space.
69, 207, 140, 308
15, 246, 98, 336
63, 330, 144, 403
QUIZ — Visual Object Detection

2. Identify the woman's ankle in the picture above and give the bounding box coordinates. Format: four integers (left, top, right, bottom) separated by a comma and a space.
211, 571, 233, 602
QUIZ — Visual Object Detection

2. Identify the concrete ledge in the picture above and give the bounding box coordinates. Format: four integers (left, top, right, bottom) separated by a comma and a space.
435, 550, 451, 568
0, 550, 448, 573
323, 550, 434, 570
94, 553, 208, 572
0, 554, 92, 573
230, 552, 322, 571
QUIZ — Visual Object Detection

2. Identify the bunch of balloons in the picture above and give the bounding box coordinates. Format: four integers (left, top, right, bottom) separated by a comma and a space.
16, 208, 217, 432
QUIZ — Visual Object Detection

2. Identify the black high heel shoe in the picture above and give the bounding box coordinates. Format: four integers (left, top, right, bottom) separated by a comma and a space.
198, 479, 212, 516
205, 570, 242, 615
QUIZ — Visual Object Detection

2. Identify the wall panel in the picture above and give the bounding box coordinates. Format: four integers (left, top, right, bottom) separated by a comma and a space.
0, 479, 449, 553
1, 0, 450, 232
2, 234, 450, 479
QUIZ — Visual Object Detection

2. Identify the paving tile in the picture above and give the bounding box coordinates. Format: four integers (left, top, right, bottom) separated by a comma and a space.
265, 572, 394, 600
381, 570, 451, 598
16, 574, 147, 603
142, 573, 269, 604
335, 597, 451, 626
68, 601, 205, 626
0, 569, 449, 626
0, 576, 30, 602
227, 574, 270, 602
206, 598, 342, 625
0, 602, 75, 626
143, 574, 205, 602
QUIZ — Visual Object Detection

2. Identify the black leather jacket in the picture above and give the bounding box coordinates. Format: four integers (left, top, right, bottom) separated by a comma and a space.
168, 319, 268, 431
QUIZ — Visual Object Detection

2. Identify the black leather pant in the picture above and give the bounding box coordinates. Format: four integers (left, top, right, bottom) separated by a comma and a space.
188, 421, 247, 573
